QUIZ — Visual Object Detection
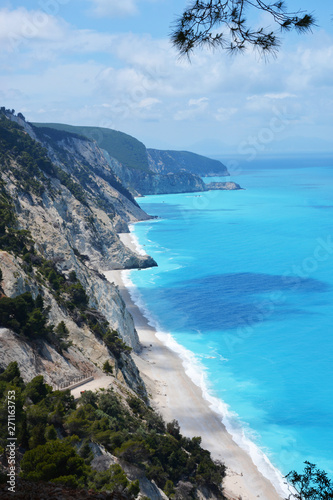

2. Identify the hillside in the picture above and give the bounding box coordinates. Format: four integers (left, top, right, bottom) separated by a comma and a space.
32, 122, 233, 196
0, 361, 226, 499
0, 109, 227, 499
0, 108, 157, 387
147, 149, 229, 177
33, 123, 150, 172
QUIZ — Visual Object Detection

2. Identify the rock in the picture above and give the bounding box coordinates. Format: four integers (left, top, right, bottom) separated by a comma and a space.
205, 181, 243, 190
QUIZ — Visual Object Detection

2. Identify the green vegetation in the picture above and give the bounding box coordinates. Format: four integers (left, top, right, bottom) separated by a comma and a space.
54, 321, 72, 352
1, 242, 130, 357
21, 440, 87, 487
286, 461, 333, 500
33, 123, 150, 172
0, 292, 52, 339
147, 148, 228, 176
103, 329, 131, 359
171, 1, 315, 57
0, 288, 68, 351
31, 123, 138, 207
0, 114, 88, 206
0, 117, 48, 196
0, 178, 33, 255
103, 360, 113, 374
0, 364, 226, 498
1, 262, 129, 360
35, 260, 130, 357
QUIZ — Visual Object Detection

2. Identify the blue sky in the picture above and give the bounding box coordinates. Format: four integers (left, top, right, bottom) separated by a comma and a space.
1, 0, 333, 156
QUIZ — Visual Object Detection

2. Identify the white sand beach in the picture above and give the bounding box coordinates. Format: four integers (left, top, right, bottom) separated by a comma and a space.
105, 233, 289, 500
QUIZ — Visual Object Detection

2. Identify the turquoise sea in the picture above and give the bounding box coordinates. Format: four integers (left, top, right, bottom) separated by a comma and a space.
125, 157, 333, 492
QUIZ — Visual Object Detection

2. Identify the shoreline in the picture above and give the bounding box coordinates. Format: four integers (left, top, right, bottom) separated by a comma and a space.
105, 232, 288, 500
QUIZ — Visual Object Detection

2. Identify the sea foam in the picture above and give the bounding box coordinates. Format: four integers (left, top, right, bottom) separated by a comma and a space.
121, 266, 294, 499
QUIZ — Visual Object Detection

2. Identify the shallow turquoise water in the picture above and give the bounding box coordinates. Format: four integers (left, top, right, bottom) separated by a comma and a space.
128, 158, 333, 484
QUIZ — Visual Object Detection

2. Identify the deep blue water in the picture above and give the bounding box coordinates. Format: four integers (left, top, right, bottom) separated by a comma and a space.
127, 158, 333, 487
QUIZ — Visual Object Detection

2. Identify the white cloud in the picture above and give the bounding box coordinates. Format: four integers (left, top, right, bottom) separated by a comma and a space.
0, 7, 67, 51
215, 107, 238, 122
264, 93, 297, 99
188, 97, 209, 107
137, 97, 161, 109
1, 6, 333, 152
89, 0, 138, 18
174, 97, 209, 121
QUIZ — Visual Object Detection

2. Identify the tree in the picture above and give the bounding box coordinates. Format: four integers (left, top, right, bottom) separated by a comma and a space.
166, 419, 181, 439
103, 329, 131, 358
80, 390, 98, 408
102, 360, 113, 374
171, 1, 315, 57
0, 361, 22, 385
20, 440, 87, 484
286, 461, 333, 500
23, 375, 52, 404
0, 292, 51, 338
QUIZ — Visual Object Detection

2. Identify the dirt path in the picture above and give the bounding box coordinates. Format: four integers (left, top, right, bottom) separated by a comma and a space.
70, 375, 113, 399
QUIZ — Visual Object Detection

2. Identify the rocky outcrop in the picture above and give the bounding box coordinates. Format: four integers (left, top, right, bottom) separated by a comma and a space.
0, 250, 146, 393
108, 157, 241, 196
205, 182, 243, 190
105, 155, 208, 196
31, 121, 233, 197
90, 444, 168, 500
0, 327, 96, 387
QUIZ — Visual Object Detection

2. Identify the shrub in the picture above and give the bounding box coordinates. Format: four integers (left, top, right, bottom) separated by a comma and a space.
24, 375, 52, 404
89, 464, 129, 493
98, 390, 123, 419
0, 361, 23, 386
128, 479, 140, 498
44, 425, 57, 441
127, 395, 145, 416
103, 329, 131, 358
67, 282, 89, 308
0, 292, 51, 338
79, 391, 98, 409
115, 439, 150, 465
103, 360, 113, 375
52, 475, 79, 488
164, 479, 175, 497
54, 321, 71, 351
20, 440, 87, 482
166, 419, 181, 440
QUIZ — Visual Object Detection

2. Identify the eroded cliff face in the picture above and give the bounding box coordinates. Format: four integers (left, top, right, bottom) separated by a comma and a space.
0, 250, 144, 393
105, 154, 208, 196
104, 150, 240, 197
0, 111, 154, 395
147, 149, 229, 177
31, 120, 236, 197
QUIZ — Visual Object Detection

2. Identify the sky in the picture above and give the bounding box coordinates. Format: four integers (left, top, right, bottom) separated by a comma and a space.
1, 0, 333, 158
